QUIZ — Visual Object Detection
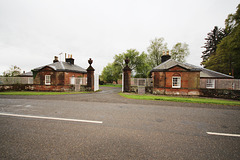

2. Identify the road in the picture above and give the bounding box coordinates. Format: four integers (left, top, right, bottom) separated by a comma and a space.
0, 87, 240, 159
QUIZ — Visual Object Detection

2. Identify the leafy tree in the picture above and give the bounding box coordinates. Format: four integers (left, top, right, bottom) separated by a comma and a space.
101, 63, 118, 83
147, 37, 168, 68
201, 26, 227, 65
3, 65, 21, 77
170, 42, 190, 63
203, 4, 240, 78
135, 52, 152, 78
114, 49, 150, 78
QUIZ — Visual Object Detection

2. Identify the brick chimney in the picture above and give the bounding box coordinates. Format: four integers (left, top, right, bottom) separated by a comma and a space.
161, 51, 171, 63
65, 54, 74, 65
53, 56, 59, 63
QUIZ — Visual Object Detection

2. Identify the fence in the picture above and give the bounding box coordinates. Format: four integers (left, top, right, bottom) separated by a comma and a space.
0, 77, 33, 85
131, 78, 153, 87
200, 79, 240, 90
74, 77, 87, 91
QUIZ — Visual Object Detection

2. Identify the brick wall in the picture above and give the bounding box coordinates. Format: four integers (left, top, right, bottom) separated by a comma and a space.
152, 68, 200, 95
33, 67, 87, 91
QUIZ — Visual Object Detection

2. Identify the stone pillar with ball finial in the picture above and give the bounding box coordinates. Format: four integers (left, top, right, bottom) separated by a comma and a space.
87, 58, 95, 91
123, 57, 132, 92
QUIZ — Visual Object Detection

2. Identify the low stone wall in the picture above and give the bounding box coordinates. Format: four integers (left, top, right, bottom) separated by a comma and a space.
200, 89, 240, 100
152, 88, 200, 96
0, 84, 34, 91
130, 86, 153, 94
0, 84, 86, 92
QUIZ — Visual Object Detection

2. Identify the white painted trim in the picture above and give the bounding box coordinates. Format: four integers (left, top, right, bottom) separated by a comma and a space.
45, 75, 51, 85
172, 76, 181, 88
207, 132, 240, 137
0, 113, 103, 124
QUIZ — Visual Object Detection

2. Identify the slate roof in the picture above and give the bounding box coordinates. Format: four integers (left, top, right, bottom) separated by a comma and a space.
32, 61, 87, 73
151, 59, 233, 79
19, 71, 33, 77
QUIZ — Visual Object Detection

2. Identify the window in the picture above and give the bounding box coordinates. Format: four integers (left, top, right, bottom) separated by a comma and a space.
172, 77, 181, 88
206, 79, 215, 89
70, 77, 75, 85
45, 75, 51, 85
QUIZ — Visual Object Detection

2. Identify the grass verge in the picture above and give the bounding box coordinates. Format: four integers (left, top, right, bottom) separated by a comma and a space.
119, 93, 240, 106
0, 91, 87, 95
100, 84, 122, 88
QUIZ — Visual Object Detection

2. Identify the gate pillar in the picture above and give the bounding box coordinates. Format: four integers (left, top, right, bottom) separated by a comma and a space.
87, 58, 95, 91
123, 58, 132, 92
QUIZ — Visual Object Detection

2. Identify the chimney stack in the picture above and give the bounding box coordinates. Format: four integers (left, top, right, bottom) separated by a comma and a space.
161, 51, 171, 63
53, 56, 59, 63
65, 55, 74, 65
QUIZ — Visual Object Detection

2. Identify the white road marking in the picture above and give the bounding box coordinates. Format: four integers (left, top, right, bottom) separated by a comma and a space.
207, 132, 240, 137
0, 112, 103, 124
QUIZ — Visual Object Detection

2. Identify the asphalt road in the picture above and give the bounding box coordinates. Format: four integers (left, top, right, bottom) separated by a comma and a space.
0, 87, 240, 159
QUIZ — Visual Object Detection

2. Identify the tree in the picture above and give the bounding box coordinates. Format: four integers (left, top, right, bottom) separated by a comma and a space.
101, 63, 120, 83
3, 65, 21, 77
170, 42, 190, 63
147, 37, 168, 68
201, 26, 227, 65
203, 4, 240, 78
114, 49, 151, 78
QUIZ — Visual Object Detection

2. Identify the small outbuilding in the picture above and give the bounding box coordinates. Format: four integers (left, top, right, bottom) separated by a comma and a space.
151, 54, 234, 96
32, 55, 87, 91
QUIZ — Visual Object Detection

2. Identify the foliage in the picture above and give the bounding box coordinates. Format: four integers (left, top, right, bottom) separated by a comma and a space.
201, 26, 227, 65
101, 63, 119, 83
119, 93, 240, 106
202, 4, 240, 78
114, 49, 151, 78
147, 37, 168, 68
170, 42, 190, 63
3, 65, 21, 77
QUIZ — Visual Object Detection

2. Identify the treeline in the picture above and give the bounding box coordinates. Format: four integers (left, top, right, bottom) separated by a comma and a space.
101, 38, 189, 83
202, 4, 240, 78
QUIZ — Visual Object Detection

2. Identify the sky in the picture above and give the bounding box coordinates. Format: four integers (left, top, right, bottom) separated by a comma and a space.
0, 0, 239, 75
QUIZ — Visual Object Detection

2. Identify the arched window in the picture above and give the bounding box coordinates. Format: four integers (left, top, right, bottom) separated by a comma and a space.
172, 76, 181, 88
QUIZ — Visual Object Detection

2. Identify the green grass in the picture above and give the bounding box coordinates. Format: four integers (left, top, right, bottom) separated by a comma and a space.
100, 84, 122, 88
0, 91, 87, 95
119, 93, 240, 106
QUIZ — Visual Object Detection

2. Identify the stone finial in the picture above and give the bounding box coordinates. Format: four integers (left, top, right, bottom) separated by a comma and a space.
88, 58, 93, 66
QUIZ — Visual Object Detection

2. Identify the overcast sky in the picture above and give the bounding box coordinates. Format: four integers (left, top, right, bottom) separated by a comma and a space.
0, 0, 239, 75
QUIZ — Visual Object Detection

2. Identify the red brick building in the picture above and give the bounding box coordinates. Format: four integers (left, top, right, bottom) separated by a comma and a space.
151, 56, 201, 96
151, 54, 233, 96
32, 56, 87, 91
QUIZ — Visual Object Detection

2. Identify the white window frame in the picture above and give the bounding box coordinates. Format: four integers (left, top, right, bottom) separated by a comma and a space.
172, 76, 181, 88
206, 79, 215, 89
70, 77, 75, 85
45, 75, 51, 85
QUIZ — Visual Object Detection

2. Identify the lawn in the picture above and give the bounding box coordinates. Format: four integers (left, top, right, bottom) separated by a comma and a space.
100, 84, 122, 88
0, 91, 86, 95
119, 93, 240, 106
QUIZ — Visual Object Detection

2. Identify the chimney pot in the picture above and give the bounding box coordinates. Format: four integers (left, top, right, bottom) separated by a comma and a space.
66, 55, 74, 65
53, 56, 59, 63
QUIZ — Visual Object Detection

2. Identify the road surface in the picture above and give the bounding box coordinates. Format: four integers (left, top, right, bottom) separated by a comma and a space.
0, 87, 239, 159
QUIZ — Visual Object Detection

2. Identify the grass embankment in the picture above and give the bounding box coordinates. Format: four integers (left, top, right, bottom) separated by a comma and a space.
0, 91, 86, 95
119, 93, 240, 106
100, 84, 122, 88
